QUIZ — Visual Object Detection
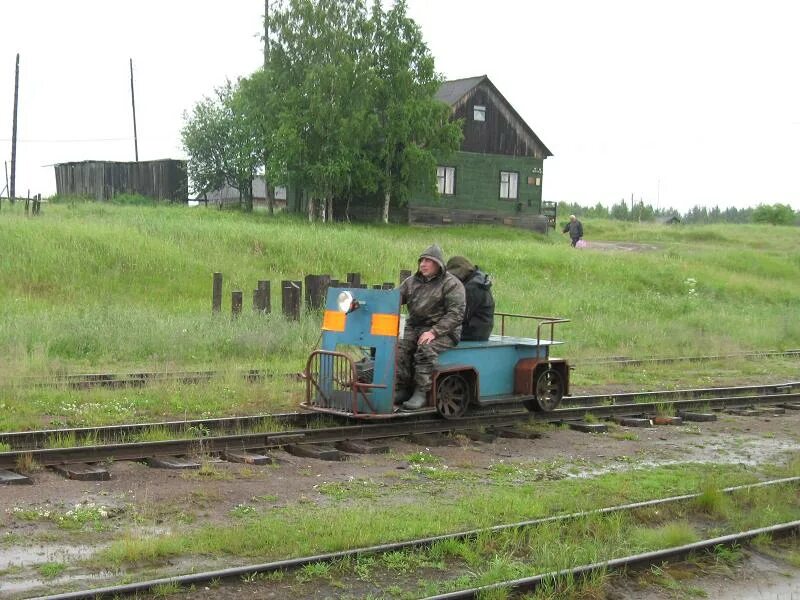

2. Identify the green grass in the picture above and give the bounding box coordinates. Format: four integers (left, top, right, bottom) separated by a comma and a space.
94, 462, 777, 567
1, 199, 799, 429
38, 561, 67, 578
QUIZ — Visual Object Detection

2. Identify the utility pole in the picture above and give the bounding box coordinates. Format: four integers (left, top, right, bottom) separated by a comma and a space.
263, 0, 274, 214
10, 53, 20, 202
129, 58, 139, 162
264, 0, 270, 68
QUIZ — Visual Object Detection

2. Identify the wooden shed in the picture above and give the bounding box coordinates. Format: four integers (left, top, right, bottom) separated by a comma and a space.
54, 159, 188, 202
409, 75, 553, 231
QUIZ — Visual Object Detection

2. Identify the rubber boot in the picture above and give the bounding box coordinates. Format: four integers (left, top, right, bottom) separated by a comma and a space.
394, 389, 412, 410
402, 389, 427, 411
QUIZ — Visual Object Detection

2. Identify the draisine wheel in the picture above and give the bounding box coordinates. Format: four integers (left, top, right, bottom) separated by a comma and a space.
435, 373, 472, 419
523, 368, 564, 412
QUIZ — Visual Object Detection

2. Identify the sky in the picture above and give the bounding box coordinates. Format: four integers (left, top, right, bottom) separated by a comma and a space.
1, 0, 799, 213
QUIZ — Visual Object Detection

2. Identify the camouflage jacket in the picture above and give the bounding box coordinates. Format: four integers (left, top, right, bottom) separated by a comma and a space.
399, 270, 465, 343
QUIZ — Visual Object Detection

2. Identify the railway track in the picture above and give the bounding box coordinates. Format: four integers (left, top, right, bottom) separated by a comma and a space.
30, 477, 800, 600
2, 381, 798, 481
7, 348, 799, 390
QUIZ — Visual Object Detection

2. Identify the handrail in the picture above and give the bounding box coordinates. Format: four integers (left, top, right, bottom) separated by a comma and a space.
494, 311, 570, 343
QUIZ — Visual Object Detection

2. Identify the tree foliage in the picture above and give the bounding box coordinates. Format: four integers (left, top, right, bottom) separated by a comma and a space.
368, 0, 462, 222
181, 82, 261, 211
186, 0, 460, 222
752, 203, 796, 226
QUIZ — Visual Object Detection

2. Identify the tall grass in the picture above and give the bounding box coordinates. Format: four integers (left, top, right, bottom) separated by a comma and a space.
1, 199, 799, 377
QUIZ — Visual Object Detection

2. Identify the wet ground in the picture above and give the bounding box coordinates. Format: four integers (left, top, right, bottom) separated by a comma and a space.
1, 402, 799, 598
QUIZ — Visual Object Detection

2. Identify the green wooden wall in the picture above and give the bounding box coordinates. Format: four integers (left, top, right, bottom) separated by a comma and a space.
410, 151, 545, 215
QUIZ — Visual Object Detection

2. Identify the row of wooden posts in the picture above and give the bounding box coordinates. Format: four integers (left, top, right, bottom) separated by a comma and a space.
0, 193, 42, 214
212, 270, 414, 319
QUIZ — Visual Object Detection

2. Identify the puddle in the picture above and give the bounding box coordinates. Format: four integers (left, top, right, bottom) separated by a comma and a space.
571, 433, 799, 479
0, 542, 100, 570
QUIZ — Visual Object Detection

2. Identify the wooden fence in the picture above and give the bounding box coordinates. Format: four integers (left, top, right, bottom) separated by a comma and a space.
213, 270, 414, 320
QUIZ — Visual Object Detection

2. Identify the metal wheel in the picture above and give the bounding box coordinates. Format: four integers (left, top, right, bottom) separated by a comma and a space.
523, 368, 564, 412
435, 373, 472, 419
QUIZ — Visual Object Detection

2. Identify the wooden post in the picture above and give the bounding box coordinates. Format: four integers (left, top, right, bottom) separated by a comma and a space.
231, 291, 243, 318
253, 280, 270, 313
399, 269, 412, 284
305, 274, 330, 311
212, 272, 223, 313
282, 280, 301, 320
346, 272, 361, 287
258, 280, 271, 313
382, 282, 394, 290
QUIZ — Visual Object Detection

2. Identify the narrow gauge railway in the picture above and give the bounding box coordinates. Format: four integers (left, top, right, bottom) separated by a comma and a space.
29, 477, 800, 600
1, 385, 798, 481
1, 381, 797, 452
7, 349, 800, 390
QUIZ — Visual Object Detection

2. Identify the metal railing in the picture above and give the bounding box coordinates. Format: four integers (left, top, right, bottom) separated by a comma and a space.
494, 312, 570, 345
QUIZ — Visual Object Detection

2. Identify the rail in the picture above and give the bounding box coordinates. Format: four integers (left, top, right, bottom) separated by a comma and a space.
494, 312, 570, 344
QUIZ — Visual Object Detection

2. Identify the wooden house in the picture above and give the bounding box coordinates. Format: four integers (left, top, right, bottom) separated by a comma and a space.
408, 75, 553, 231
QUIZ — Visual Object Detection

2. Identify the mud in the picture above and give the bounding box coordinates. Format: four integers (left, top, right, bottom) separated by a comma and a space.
1, 403, 798, 598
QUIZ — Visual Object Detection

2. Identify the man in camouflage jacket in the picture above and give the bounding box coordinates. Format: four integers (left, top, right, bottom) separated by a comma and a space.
396, 244, 466, 410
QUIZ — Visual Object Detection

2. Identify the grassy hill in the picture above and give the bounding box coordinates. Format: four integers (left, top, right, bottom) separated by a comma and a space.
2, 197, 799, 428
2, 198, 799, 375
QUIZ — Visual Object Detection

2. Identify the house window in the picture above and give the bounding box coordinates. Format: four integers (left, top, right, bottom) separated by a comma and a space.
473, 105, 486, 121
437, 166, 456, 195
500, 171, 519, 199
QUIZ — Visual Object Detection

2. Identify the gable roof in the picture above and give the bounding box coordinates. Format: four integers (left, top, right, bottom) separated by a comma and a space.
435, 76, 486, 106
435, 75, 553, 157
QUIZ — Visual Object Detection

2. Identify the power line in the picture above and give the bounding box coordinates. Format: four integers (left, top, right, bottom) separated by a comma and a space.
0, 137, 133, 143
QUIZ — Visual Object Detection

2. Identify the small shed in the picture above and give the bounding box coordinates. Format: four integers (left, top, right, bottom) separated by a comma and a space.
54, 159, 188, 202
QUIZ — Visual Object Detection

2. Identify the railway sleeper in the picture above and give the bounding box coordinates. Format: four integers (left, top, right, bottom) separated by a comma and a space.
613, 416, 653, 428
222, 449, 276, 465
568, 421, 609, 433
678, 410, 717, 422
0, 469, 32, 485
145, 456, 201, 469
334, 440, 390, 454
284, 443, 345, 461
50, 462, 110, 481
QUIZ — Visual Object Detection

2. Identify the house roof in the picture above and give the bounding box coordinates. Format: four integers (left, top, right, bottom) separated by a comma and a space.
435, 75, 553, 157
435, 76, 487, 106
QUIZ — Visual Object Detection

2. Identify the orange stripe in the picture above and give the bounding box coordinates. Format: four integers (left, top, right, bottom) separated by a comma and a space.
371, 313, 400, 337
322, 310, 346, 332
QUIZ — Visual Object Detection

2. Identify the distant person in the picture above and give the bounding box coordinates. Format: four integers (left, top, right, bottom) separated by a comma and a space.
562, 214, 584, 247
395, 245, 466, 411
445, 256, 495, 341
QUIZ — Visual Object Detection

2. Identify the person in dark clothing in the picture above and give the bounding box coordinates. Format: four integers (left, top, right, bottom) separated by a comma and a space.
562, 214, 584, 247
395, 244, 466, 411
445, 256, 495, 341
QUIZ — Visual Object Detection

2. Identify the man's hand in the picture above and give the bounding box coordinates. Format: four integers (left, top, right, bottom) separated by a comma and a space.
418, 330, 437, 345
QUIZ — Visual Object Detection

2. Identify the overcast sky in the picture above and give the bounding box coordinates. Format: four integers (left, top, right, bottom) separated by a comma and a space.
2, 0, 798, 212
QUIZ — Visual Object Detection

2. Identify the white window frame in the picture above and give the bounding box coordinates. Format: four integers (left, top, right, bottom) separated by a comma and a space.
500, 171, 519, 200
437, 166, 456, 196
473, 105, 486, 121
